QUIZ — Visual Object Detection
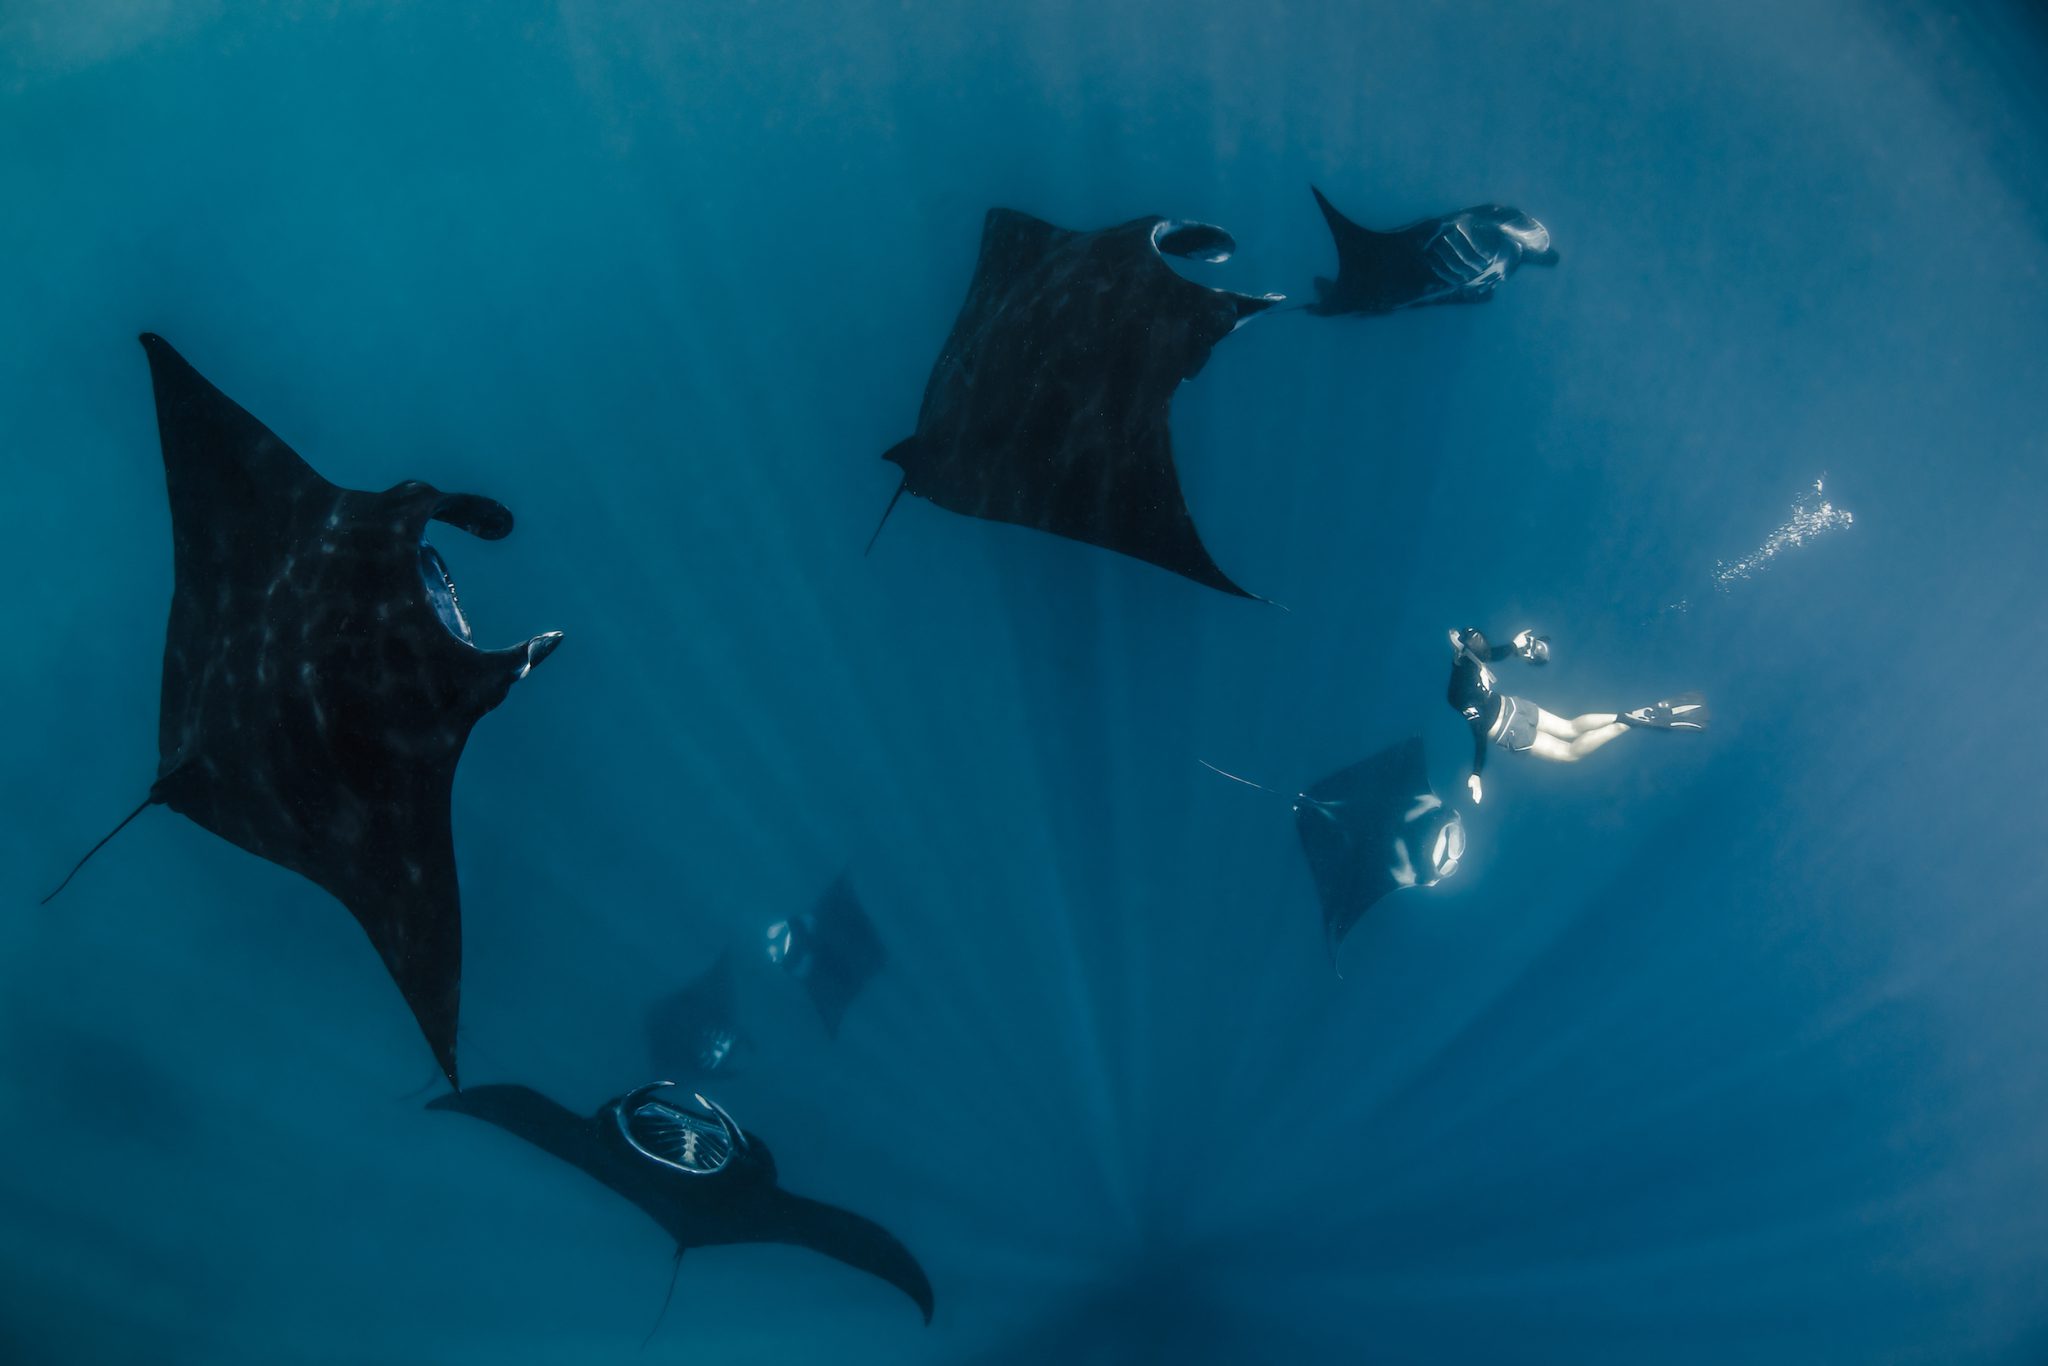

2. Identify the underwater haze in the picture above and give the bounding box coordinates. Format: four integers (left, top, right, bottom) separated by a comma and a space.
5, 1, 2048, 1362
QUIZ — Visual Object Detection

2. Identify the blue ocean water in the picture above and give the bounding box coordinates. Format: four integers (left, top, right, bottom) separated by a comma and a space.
4, 2, 2046, 1361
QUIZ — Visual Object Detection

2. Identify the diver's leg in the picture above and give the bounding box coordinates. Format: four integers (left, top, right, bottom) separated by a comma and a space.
1566, 721, 1631, 758
1527, 722, 1632, 763
1533, 707, 1621, 739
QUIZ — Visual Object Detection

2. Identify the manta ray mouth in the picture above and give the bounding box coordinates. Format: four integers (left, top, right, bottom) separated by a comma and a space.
614, 1083, 743, 1176
417, 520, 562, 674
1432, 816, 1466, 880
418, 541, 474, 644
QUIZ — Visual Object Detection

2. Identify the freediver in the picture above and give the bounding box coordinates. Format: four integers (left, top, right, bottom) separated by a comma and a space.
1448, 627, 1706, 804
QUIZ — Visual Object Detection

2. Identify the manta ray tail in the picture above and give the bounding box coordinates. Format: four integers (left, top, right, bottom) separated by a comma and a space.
40, 792, 158, 905
864, 474, 909, 557
393, 1067, 446, 1104
641, 1248, 685, 1350
1197, 760, 1291, 800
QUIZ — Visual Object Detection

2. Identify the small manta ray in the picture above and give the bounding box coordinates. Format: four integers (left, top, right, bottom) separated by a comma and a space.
646, 947, 750, 1080
766, 875, 886, 1038
872, 208, 1283, 598
1204, 736, 1465, 959
429, 1081, 935, 1325
42, 334, 564, 1089
1307, 186, 1558, 316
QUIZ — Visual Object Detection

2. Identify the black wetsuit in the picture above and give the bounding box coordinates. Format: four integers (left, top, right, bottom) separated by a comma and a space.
1447, 635, 1523, 785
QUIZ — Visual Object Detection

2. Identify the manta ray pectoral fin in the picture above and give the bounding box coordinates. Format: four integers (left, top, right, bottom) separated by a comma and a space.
763, 1192, 935, 1323
1309, 184, 1385, 250
1310, 184, 1346, 233
431, 493, 514, 541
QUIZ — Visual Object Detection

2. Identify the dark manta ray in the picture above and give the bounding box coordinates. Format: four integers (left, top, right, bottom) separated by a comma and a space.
1306, 186, 1558, 317
873, 208, 1282, 597
43, 334, 563, 1088
767, 874, 886, 1037
646, 947, 749, 1080
1206, 736, 1465, 957
429, 1081, 935, 1324
1294, 737, 1467, 954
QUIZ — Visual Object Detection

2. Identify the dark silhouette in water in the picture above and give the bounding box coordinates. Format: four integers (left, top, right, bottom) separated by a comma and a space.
768, 875, 887, 1037
1204, 736, 1465, 959
647, 947, 749, 1079
429, 1081, 934, 1324
1307, 186, 1559, 316
42, 333, 563, 1089
1293, 738, 1467, 956
873, 208, 1282, 598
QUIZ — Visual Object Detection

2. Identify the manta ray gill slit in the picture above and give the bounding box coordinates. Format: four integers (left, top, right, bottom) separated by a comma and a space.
417, 541, 473, 644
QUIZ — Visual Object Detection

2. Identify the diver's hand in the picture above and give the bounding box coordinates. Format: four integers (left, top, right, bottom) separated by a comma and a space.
1513, 629, 1537, 651
1467, 774, 1483, 805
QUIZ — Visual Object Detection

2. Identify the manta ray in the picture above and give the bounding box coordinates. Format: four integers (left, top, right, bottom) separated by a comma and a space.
43, 333, 563, 1088
430, 1081, 935, 1324
766, 874, 887, 1038
647, 947, 749, 1080
872, 208, 1282, 597
1307, 186, 1558, 316
1204, 736, 1466, 958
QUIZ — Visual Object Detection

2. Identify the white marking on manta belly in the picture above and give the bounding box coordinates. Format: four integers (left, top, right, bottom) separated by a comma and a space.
1404, 793, 1442, 822
1389, 838, 1418, 889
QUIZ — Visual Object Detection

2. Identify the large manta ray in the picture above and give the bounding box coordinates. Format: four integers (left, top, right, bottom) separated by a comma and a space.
873, 208, 1282, 598
430, 1081, 935, 1324
44, 333, 563, 1088
1307, 186, 1558, 316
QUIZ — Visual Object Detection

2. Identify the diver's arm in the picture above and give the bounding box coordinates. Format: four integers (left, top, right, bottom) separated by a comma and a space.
1467, 723, 1488, 804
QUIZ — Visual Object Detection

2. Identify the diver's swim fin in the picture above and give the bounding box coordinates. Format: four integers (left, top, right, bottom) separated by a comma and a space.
1620, 692, 1709, 731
